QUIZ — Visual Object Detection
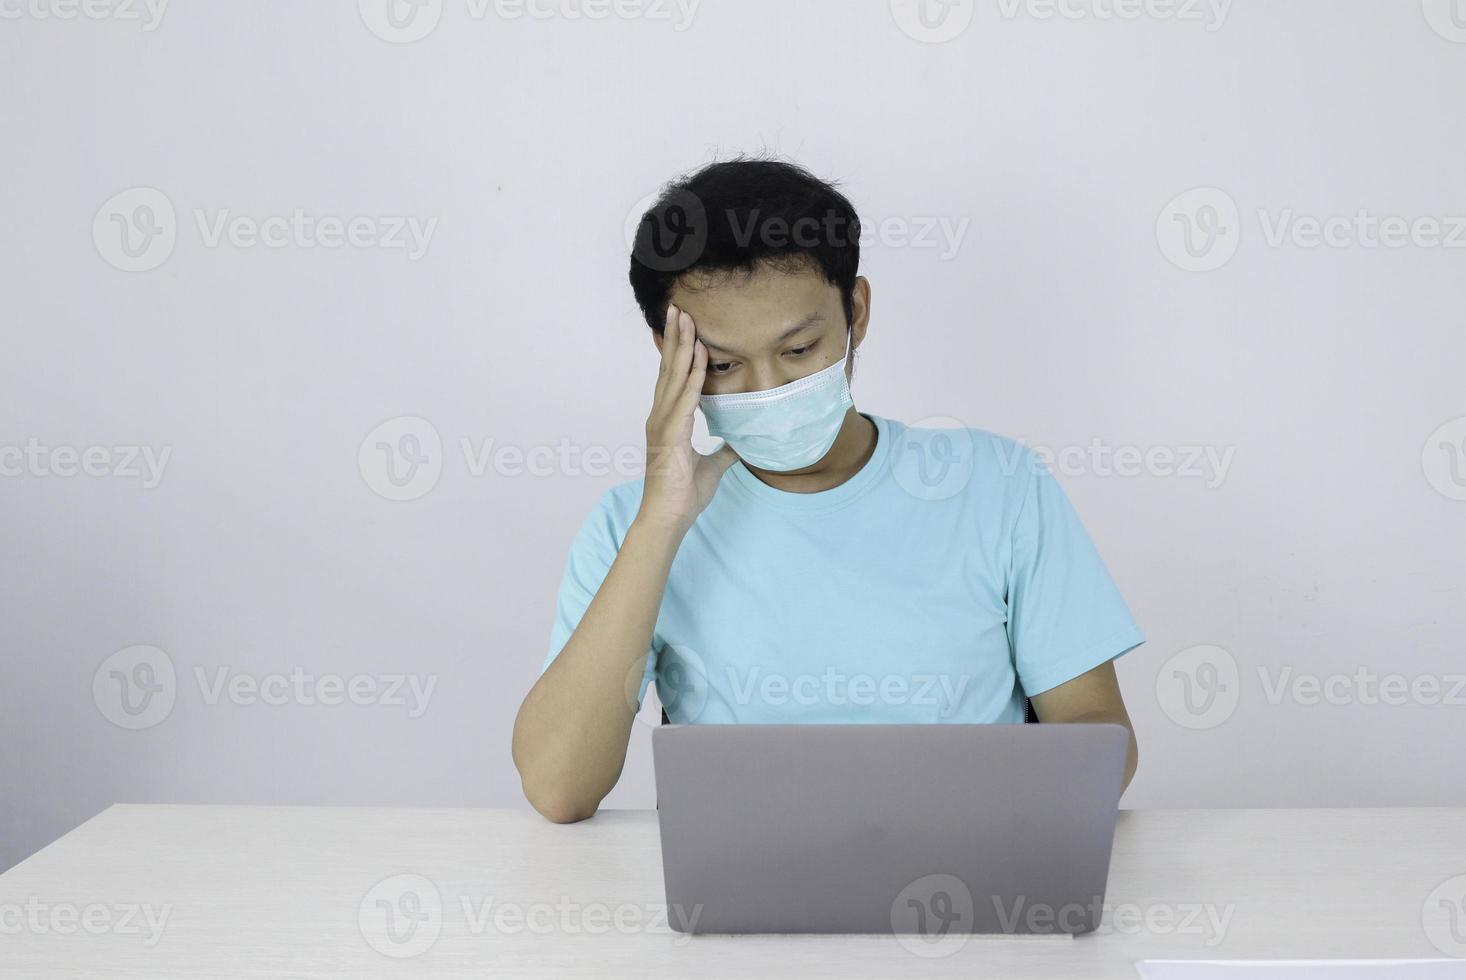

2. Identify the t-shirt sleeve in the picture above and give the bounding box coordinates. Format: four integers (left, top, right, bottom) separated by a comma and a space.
1006, 449, 1145, 697
541, 489, 657, 705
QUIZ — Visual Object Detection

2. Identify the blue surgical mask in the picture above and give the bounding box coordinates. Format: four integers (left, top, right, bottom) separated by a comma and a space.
699, 330, 855, 472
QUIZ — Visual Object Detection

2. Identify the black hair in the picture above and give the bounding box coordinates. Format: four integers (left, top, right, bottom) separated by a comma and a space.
628, 155, 862, 336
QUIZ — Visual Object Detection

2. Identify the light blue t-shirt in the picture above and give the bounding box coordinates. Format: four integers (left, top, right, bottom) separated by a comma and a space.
541, 412, 1144, 724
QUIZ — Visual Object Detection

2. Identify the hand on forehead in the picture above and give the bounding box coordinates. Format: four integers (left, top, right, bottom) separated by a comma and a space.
668, 265, 843, 357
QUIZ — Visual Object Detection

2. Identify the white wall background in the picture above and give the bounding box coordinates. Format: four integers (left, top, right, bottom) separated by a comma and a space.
3, 0, 1465, 873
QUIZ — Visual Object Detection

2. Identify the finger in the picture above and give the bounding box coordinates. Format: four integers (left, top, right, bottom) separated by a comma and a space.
677, 337, 708, 409
654, 304, 681, 402
672, 311, 696, 382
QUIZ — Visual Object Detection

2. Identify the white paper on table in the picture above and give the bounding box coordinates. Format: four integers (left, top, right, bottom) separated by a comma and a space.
1135, 960, 1466, 979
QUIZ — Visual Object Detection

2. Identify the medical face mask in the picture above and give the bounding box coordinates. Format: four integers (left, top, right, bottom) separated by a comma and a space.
698, 330, 855, 472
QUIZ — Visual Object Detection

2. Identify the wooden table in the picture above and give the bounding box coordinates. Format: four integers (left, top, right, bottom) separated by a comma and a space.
1, 805, 1463, 978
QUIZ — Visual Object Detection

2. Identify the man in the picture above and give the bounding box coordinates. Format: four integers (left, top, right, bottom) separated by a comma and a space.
512, 157, 1144, 824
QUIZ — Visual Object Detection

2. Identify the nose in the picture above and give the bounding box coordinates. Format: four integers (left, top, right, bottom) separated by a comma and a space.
737, 356, 834, 396
741, 369, 789, 395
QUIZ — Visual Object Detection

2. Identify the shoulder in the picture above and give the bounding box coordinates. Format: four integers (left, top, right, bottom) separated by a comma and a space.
881, 415, 1046, 500
580, 476, 646, 546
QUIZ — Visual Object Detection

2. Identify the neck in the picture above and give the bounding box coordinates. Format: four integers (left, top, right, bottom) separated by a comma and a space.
742, 409, 878, 494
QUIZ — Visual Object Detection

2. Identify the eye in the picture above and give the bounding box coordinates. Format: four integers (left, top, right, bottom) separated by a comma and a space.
787, 340, 818, 357
709, 361, 734, 374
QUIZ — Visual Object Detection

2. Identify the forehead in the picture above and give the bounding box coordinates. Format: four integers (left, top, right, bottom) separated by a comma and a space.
667, 262, 838, 351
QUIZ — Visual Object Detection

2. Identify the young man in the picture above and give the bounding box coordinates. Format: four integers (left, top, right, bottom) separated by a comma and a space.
512, 158, 1145, 824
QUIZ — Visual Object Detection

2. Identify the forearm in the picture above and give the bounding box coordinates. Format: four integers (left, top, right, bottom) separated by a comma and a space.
1057, 709, 1139, 793
512, 518, 684, 822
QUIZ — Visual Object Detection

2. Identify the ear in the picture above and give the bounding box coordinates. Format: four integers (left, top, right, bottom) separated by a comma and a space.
849, 276, 871, 354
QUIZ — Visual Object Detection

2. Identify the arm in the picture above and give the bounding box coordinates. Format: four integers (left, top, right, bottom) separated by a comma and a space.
1029, 660, 1139, 793
511, 519, 684, 823
512, 305, 736, 823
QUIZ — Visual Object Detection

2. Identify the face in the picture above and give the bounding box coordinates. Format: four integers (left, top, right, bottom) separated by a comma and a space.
656, 262, 870, 396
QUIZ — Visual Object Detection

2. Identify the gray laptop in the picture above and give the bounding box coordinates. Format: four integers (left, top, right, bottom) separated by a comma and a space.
652, 722, 1129, 935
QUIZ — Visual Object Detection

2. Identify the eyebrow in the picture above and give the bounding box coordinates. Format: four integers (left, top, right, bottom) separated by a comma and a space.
698, 312, 826, 357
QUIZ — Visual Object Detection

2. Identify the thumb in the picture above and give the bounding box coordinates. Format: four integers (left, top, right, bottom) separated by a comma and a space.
706, 441, 740, 474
